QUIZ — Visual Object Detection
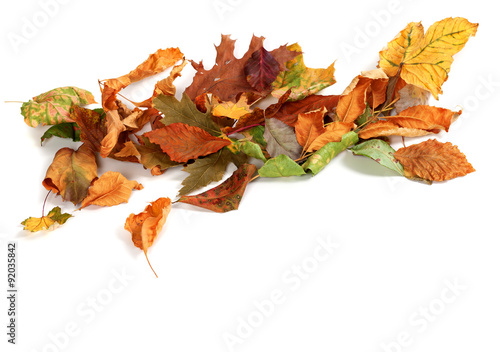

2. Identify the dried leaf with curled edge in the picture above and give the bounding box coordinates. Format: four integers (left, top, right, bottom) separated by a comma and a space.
394, 139, 475, 181
125, 197, 172, 277
294, 108, 327, 152
385, 105, 460, 132
42, 144, 98, 205
80, 171, 144, 209
104, 48, 183, 91
21, 207, 72, 232
358, 121, 433, 139
336, 69, 388, 124
144, 122, 231, 163
100, 110, 126, 158
177, 164, 257, 213
379, 17, 478, 99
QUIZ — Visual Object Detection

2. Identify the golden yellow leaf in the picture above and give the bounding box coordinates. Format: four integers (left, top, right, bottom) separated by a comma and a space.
379, 17, 478, 99
21, 207, 72, 232
212, 95, 252, 120
80, 171, 143, 209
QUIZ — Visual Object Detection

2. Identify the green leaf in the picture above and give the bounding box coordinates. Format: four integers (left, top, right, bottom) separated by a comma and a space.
263, 118, 302, 159
302, 131, 359, 175
21, 87, 96, 127
41, 123, 81, 145
244, 125, 267, 148
350, 139, 404, 176
235, 140, 267, 162
177, 163, 257, 213
272, 43, 336, 101
154, 93, 221, 135
136, 135, 180, 172
259, 154, 306, 177
178, 148, 232, 196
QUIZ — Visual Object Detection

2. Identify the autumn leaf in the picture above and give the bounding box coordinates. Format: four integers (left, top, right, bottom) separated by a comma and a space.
178, 148, 232, 196
294, 108, 327, 152
178, 164, 256, 212
351, 139, 404, 176
307, 122, 354, 152
144, 122, 231, 163
104, 48, 183, 91
21, 206, 72, 232
358, 121, 432, 139
272, 43, 336, 101
134, 136, 180, 174
302, 132, 359, 175
42, 144, 98, 205
385, 105, 460, 132
185, 34, 299, 102
394, 83, 431, 113
41, 122, 81, 145
336, 69, 388, 124
154, 93, 221, 135
80, 171, 143, 209
271, 94, 340, 126
258, 155, 305, 177
244, 47, 281, 93
124, 197, 172, 277
71, 106, 107, 153
379, 17, 478, 99
264, 118, 303, 160
21, 87, 96, 127
212, 95, 252, 120
394, 139, 475, 181
100, 110, 127, 158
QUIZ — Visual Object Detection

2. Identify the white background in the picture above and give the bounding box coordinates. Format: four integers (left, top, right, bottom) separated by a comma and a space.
1, 0, 499, 351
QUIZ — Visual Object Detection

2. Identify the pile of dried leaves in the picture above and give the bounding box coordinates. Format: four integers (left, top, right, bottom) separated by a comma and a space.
19, 17, 478, 276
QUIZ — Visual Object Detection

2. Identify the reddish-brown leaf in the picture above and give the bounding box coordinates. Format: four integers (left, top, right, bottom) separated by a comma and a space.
144, 122, 231, 163
394, 139, 475, 181
272, 94, 340, 126
177, 163, 257, 213
245, 47, 280, 93
294, 108, 327, 151
185, 35, 299, 103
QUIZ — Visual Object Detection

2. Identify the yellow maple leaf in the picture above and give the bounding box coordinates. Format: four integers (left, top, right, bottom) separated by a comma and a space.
379, 17, 478, 99
21, 207, 72, 232
212, 95, 252, 120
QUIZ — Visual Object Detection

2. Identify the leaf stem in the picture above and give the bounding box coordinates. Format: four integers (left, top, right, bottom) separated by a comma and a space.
4, 101, 23, 103
42, 190, 51, 218
144, 250, 158, 278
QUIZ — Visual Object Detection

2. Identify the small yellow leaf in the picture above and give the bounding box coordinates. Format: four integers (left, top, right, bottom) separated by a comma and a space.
212, 95, 252, 120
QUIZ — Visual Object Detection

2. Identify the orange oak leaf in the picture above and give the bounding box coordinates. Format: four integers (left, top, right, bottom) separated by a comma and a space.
379, 18, 478, 99
124, 197, 172, 277
144, 122, 231, 163
42, 144, 98, 205
394, 139, 475, 181
80, 171, 143, 209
